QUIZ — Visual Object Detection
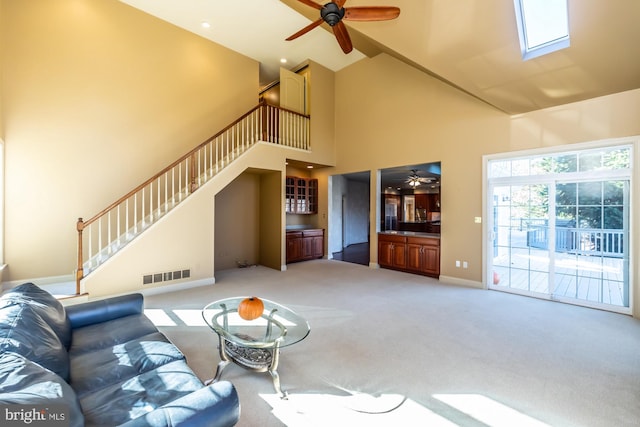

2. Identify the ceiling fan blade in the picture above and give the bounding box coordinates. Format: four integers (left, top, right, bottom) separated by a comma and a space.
333, 21, 353, 53
335, 0, 348, 8
286, 18, 324, 41
344, 6, 401, 21
294, 0, 323, 10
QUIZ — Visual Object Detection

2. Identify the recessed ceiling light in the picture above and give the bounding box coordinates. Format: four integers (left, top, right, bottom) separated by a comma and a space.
280, 58, 287, 64
307, 165, 313, 169
201, 21, 211, 29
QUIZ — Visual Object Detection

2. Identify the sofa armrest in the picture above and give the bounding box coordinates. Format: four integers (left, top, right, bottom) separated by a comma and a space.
118, 381, 240, 427
66, 293, 144, 329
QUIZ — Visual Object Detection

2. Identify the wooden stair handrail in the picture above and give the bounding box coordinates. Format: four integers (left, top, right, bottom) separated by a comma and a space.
75, 101, 310, 294
81, 102, 308, 227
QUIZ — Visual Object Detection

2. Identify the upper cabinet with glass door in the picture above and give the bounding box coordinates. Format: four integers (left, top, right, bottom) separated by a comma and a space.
285, 176, 318, 214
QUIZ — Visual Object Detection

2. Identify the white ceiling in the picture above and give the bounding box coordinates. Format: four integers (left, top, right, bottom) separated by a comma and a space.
120, 0, 640, 114
119, 0, 366, 88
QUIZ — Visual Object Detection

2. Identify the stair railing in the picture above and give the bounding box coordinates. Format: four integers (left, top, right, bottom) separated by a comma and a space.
75, 101, 310, 294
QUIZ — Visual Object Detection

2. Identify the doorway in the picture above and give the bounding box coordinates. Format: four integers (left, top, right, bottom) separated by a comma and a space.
329, 172, 370, 266
486, 143, 632, 314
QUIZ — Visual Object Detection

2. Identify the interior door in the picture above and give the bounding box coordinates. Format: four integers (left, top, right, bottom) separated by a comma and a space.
280, 68, 306, 114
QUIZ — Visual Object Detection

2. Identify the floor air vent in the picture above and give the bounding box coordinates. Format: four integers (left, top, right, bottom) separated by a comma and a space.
143, 269, 190, 285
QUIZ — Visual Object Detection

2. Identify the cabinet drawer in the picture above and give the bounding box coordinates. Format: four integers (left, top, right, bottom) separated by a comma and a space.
407, 236, 440, 246
302, 229, 323, 237
378, 234, 407, 244
286, 231, 303, 239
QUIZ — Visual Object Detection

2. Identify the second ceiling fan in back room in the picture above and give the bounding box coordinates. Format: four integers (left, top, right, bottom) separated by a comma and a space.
406, 170, 434, 187
286, 0, 400, 54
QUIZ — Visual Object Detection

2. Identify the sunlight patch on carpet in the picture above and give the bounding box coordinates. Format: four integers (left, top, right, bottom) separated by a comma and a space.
261, 392, 456, 427
434, 394, 550, 427
144, 309, 177, 326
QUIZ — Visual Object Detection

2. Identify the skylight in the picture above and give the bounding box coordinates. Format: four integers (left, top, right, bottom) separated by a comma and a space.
514, 0, 570, 60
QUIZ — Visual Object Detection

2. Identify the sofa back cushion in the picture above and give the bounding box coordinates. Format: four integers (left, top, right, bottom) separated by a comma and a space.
0, 300, 70, 382
1, 282, 72, 348
0, 352, 83, 427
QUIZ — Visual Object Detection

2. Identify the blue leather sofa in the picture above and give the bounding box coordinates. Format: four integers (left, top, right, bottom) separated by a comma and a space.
0, 283, 240, 426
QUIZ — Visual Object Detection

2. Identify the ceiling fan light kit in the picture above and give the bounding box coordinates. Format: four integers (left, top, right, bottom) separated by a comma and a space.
406, 169, 433, 187
287, 0, 400, 54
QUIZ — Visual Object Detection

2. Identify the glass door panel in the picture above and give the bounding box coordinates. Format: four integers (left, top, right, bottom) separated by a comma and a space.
553, 180, 628, 307
487, 144, 631, 313
491, 184, 549, 295
491, 179, 629, 310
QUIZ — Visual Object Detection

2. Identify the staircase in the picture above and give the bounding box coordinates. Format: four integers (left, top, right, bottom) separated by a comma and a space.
74, 101, 310, 294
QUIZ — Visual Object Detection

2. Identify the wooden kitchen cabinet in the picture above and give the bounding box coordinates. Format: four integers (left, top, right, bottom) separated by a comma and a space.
415, 194, 428, 210
286, 231, 303, 262
285, 176, 318, 214
286, 229, 324, 263
406, 237, 440, 277
378, 234, 407, 269
302, 229, 324, 259
428, 194, 440, 212
378, 233, 440, 278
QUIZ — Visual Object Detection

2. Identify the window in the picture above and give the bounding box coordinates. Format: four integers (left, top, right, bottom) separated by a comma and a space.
514, 0, 570, 60
486, 142, 633, 314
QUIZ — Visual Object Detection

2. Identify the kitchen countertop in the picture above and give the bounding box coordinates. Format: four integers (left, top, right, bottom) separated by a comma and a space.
379, 231, 440, 238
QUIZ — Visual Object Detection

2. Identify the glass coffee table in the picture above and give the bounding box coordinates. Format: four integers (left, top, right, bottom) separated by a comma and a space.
202, 297, 310, 398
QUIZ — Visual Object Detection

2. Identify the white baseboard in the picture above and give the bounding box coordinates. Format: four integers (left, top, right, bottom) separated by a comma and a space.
2, 273, 215, 303
139, 277, 215, 297
2, 274, 76, 291
439, 275, 485, 289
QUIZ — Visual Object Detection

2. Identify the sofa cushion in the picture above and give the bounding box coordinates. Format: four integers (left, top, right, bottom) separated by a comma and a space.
0, 300, 70, 381
1, 282, 72, 348
70, 331, 187, 397
0, 352, 84, 427
79, 359, 206, 427
69, 313, 161, 355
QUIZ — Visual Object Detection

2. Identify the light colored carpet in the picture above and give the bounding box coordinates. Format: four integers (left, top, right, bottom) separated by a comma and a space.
144, 260, 640, 427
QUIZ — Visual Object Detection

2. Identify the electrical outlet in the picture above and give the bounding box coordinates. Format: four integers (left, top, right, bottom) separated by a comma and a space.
455, 260, 461, 268
463, 261, 468, 269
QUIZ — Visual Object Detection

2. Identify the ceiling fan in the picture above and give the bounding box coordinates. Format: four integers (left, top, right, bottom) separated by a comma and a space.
286, 0, 400, 54
406, 170, 434, 187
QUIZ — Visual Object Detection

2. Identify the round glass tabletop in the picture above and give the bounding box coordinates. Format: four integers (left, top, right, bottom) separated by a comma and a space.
202, 297, 310, 349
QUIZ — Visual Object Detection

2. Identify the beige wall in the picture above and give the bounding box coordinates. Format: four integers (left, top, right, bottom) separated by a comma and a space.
329, 52, 640, 315
330, 53, 510, 284
3, 2, 638, 315
0, 0, 3, 139
510, 90, 640, 315
213, 169, 282, 272
82, 142, 294, 298
215, 173, 261, 270
259, 170, 284, 271
1, 0, 258, 282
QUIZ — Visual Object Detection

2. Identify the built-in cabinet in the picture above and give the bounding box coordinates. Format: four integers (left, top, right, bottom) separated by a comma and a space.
286, 229, 324, 263
286, 176, 318, 214
406, 237, 440, 277
378, 233, 440, 278
378, 233, 407, 269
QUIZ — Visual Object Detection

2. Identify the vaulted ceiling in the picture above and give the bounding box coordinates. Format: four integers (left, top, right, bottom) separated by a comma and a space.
120, 0, 640, 115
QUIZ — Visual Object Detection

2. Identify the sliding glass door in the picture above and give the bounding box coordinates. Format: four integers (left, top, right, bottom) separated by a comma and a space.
487, 144, 631, 313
